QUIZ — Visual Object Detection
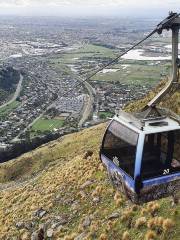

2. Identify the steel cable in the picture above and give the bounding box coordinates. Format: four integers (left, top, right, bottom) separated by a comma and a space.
58, 13, 179, 98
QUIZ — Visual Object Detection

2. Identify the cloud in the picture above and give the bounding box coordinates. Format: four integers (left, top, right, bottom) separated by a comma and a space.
0, 0, 179, 16
0, 0, 179, 7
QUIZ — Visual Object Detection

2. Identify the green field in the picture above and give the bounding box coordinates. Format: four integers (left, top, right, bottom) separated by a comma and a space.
91, 62, 170, 85
50, 43, 115, 66
31, 118, 65, 133
50, 43, 171, 87
0, 101, 20, 119
99, 111, 114, 119
65, 44, 115, 59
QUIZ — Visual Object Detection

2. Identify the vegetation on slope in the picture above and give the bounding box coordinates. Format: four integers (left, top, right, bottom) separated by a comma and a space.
0, 67, 20, 91
0, 80, 179, 239
0, 122, 179, 239
0, 67, 20, 103
125, 80, 180, 114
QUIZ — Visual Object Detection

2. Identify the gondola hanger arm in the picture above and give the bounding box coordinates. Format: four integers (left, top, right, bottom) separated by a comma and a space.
147, 12, 180, 108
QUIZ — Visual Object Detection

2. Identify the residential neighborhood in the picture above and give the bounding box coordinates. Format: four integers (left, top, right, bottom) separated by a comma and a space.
0, 16, 171, 155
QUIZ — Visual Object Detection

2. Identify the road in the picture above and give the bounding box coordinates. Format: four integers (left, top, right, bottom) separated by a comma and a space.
78, 79, 95, 127
78, 94, 92, 127
69, 66, 96, 127
0, 74, 23, 109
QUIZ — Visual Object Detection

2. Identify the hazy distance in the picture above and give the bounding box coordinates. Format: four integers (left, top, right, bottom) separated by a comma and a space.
0, 0, 179, 18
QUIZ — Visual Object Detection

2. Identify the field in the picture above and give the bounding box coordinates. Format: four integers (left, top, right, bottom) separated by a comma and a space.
91, 61, 170, 85
50, 43, 171, 87
0, 100, 20, 119
50, 44, 115, 66
63, 44, 115, 63
99, 111, 114, 119
31, 118, 65, 133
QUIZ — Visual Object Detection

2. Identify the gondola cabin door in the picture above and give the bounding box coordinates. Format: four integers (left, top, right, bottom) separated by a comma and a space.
100, 119, 140, 203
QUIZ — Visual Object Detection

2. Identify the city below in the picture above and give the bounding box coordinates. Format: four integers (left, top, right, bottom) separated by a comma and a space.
0, 16, 176, 161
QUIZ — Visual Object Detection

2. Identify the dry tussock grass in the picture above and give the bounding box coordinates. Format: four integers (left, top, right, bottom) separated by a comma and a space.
0, 111, 179, 239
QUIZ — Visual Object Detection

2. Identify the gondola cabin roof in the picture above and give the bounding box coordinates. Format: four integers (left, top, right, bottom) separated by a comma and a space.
114, 109, 180, 134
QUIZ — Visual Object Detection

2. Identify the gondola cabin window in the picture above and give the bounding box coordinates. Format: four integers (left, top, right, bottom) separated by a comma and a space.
102, 121, 138, 178
141, 130, 180, 180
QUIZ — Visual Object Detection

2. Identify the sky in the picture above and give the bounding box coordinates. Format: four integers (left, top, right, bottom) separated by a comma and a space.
0, 0, 179, 17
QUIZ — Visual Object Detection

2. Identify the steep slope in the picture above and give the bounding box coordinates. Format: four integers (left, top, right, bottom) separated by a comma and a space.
0, 84, 180, 240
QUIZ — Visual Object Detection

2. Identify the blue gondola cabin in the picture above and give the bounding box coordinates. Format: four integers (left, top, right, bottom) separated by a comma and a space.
100, 110, 180, 204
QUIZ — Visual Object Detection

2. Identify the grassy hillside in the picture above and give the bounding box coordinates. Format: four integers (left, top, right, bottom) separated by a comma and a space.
0, 84, 179, 239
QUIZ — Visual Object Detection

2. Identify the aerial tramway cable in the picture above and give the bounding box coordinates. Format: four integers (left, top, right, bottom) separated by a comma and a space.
61, 29, 156, 98
59, 13, 179, 99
